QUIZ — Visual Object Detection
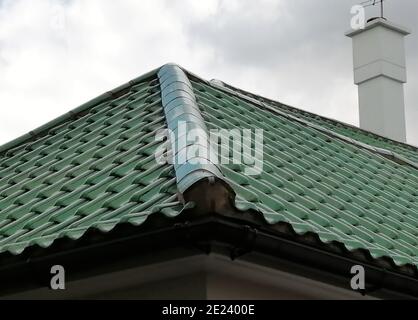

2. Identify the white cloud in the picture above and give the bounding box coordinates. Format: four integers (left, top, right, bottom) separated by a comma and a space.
0, 0, 417, 146
0, 0, 204, 144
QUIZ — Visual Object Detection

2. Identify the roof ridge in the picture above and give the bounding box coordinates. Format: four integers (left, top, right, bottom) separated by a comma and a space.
157, 64, 225, 193
208, 78, 418, 152
204, 78, 418, 170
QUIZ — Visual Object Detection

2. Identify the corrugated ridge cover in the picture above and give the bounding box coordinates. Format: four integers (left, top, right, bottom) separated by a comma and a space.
158, 64, 223, 192
0, 72, 182, 255
191, 78, 418, 268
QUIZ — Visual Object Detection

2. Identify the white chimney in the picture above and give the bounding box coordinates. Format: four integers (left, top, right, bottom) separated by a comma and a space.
346, 18, 410, 143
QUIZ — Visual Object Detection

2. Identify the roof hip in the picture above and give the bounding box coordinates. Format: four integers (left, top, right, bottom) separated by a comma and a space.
157, 63, 226, 193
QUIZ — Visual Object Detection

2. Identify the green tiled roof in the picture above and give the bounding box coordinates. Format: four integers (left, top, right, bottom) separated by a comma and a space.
0, 73, 182, 254
0, 64, 417, 273
191, 78, 418, 268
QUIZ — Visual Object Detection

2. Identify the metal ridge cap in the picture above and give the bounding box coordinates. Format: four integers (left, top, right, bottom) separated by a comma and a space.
157, 64, 225, 193
0, 66, 160, 156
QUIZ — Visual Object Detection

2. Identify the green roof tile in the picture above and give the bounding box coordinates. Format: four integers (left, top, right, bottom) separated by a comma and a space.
190, 77, 418, 268
1, 64, 417, 273
0, 73, 181, 254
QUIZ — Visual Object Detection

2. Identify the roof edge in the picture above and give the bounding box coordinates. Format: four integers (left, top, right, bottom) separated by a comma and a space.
1, 212, 417, 298
0, 66, 161, 156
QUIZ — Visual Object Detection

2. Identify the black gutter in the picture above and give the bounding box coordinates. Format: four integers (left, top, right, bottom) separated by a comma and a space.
0, 213, 417, 299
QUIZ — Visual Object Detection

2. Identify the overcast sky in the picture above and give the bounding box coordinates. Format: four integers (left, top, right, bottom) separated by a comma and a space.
0, 0, 417, 146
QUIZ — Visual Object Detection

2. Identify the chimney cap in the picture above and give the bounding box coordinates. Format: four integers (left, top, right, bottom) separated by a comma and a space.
367, 16, 386, 23
345, 17, 411, 38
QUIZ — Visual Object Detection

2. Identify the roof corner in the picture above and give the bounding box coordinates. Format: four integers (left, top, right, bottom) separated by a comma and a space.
157, 64, 229, 195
